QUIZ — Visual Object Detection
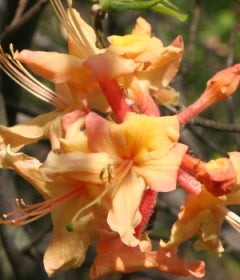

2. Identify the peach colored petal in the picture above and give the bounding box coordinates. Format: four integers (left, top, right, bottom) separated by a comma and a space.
87, 112, 180, 156
0, 111, 59, 151
155, 247, 205, 278
86, 51, 136, 81
107, 172, 145, 246
134, 143, 188, 191
86, 112, 121, 157
229, 151, 240, 186
124, 76, 160, 115
86, 112, 187, 192
131, 17, 152, 36
161, 187, 226, 256
15, 50, 89, 84
193, 211, 224, 256
40, 150, 112, 184
44, 195, 92, 276
43, 181, 110, 276
91, 233, 205, 279
90, 233, 156, 279
108, 34, 157, 58
66, 9, 99, 58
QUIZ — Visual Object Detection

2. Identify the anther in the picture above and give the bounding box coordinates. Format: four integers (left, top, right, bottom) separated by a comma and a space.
107, 164, 114, 183
99, 164, 114, 183
99, 167, 106, 181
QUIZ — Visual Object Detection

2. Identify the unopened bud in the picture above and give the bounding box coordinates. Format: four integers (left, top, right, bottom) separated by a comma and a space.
178, 64, 240, 125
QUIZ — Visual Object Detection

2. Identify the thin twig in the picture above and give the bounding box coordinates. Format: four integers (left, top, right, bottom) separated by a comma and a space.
190, 116, 240, 133
10, 0, 29, 27
226, 17, 240, 67
186, 125, 228, 157
182, 0, 201, 74
0, 0, 49, 42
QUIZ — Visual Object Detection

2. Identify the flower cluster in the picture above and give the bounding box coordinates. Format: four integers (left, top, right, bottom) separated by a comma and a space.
0, 0, 240, 279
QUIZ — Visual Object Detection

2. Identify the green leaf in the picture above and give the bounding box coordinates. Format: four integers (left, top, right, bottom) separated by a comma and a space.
98, 0, 188, 21
100, 0, 160, 10
150, 2, 188, 22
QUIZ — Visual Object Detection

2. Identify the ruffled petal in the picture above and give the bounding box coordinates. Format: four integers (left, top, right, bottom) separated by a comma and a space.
90, 233, 205, 279
86, 112, 187, 192
162, 187, 226, 256
135, 143, 188, 191
87, 112, 181, 157
90, 233, 156, 279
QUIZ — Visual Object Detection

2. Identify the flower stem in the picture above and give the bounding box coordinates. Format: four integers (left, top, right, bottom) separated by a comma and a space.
178, 64, 240, 125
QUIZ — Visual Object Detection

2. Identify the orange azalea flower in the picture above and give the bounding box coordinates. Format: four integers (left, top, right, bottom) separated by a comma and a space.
15, 4, 183, 117
0, 111, 111, 276
0, 0, 129, 150
88, 16, 184, 115
39, 111, 188, 246
0, 146, 109, 275
161, 152, 240, 258
0, 109, 187, 276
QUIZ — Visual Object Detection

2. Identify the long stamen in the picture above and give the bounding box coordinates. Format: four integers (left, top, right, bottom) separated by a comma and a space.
0, 184, 85, 226
67, 161, 133, 231
67, 185, 111, 231
50, 0, 96, 56
214, 204, 240, 232
0, 45, 68, 108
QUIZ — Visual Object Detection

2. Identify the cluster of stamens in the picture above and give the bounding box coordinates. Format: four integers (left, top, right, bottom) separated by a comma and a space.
0, 184, 86, 226
0, 45, 68, 108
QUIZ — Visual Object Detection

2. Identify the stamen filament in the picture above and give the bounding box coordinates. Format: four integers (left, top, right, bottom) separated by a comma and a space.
0, 45, 68, 108
0, 184, 86, 226
50, 0, 95, 56
69, 161, 133, 230
69, 184, 111, 228
214, 204, 240, 232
